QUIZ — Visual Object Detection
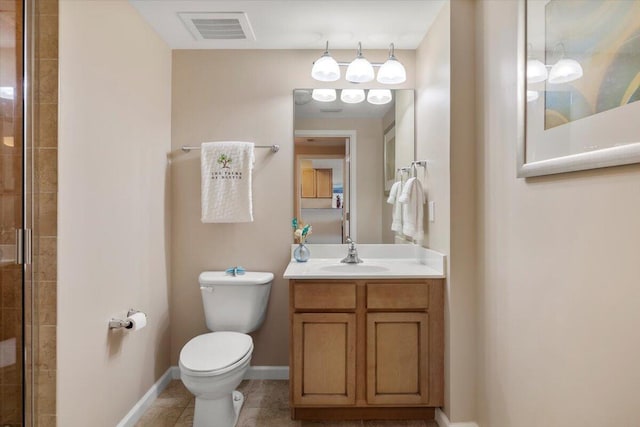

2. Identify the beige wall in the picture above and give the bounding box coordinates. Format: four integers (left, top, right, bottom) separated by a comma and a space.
416, 0, 453, 417
416, 1, 477, 422
381, 107, 395, 244
476, 1, 640, 426
58, 1, 172, 425
448, 0, 478, 423
0, 48, 16, 87
170, 49, 414, 366
381, 91, 418, 244
417, 3, 450, 253
395, 90, 415, 173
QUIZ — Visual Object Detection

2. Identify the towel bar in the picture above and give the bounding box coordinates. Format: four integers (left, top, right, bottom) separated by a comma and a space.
181, 144, 279, 153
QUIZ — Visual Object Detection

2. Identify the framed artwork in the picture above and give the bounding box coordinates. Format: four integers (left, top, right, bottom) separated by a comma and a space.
518, 0, 640, 177
384, 125, 396, 193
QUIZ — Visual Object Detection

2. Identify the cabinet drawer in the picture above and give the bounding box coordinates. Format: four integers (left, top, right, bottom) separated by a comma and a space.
367, 282, 429, 310
293, 281, 357, 310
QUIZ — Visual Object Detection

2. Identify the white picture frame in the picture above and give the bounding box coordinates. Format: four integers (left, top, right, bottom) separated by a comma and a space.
517, 0, 640, 178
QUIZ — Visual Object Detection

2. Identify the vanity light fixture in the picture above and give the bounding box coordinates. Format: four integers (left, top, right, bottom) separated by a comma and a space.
367, 89, 393, 105
0, 87, 14, 100
548, 58, 583, 84
377, 44, 406, 84
310, 89, 393, 105
311, 42, 341, 82
312, 42, 406, 85
312, 88, 337, 102
527, 90, 539, 102
526, 59, 548, 84
340, 89, 366, 104
526, 43, 583, 85
345, 42, 375, 83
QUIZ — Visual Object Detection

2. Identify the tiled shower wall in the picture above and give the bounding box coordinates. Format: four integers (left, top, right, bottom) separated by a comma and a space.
0, 0, 25, 422
0, 0, 57, 425
33, 0, 58, 425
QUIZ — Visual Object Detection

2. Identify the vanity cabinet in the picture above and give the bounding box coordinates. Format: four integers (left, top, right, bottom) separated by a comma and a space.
289, 279, 444, 421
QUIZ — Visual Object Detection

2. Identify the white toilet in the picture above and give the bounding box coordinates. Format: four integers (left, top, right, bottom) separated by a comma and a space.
179, 271, 273, 427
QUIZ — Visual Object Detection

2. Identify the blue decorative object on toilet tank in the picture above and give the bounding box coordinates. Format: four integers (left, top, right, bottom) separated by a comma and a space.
225, 266, 246, 276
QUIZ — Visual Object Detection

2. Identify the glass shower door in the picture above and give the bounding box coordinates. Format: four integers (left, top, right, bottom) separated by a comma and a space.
0, 0, 26, 425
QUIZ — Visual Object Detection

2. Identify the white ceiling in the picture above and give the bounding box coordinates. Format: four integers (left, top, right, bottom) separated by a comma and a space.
128, 0, 446, 50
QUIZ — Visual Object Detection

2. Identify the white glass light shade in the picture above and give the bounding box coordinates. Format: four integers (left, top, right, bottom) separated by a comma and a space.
340, 89, 365, 104
312, 89, 337, 102
367, 89, 392, 105
548, 59, 583, 84
527, 90, 539, 102
311, 54, 341, 82
0, 87, 14, 100
346, 57, 374, 83
526, 59, 548, 84
377, 58, 406, 84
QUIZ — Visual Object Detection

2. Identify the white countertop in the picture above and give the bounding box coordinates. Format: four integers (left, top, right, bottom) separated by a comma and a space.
283, 244, 446, 279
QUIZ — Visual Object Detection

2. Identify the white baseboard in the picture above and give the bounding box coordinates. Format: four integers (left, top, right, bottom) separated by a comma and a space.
116, 367, 174, 427
244, 365, 289, 380
436, 408, 479, 427
117, 365, 290, 426
170, 365, 180, 379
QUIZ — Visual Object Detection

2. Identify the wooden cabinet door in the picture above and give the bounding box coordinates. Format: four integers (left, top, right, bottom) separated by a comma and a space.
301, 168, 316, 198
315, 168, 333, 198
366, 312, 429, 405
292, 313, 356, 405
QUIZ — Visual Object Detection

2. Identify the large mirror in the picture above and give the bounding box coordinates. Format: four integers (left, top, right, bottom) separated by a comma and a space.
293, 89, 415, 244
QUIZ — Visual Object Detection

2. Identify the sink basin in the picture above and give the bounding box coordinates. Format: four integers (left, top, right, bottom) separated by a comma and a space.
319, 264, 390, 274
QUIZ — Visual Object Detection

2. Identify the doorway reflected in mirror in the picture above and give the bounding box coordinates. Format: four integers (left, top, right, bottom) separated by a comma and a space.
294, 136, 347, 243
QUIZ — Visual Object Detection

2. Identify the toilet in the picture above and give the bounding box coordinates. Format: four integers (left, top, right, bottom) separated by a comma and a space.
179, 271, 273, 427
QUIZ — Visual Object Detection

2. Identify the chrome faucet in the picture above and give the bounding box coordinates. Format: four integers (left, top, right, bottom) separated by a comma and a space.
341, 237, 363, 264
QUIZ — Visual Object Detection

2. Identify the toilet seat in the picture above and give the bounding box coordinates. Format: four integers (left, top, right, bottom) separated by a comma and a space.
179, 331, 253, 377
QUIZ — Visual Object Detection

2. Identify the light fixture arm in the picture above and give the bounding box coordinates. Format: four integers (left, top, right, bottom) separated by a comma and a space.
320, 41, 394, 66
553, 42, 566, 61
388, 43, 396, 59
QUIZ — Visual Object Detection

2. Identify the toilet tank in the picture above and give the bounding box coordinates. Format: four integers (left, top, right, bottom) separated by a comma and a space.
199, 271, 273, 333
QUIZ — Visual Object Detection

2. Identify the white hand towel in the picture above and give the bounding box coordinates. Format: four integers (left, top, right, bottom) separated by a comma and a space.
201, 141, 255, 223
398, 177, 425, 241
386, 181, 403, 233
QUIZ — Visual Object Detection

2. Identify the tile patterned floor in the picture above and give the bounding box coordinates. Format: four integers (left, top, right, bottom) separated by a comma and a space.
135, 380, 438, 427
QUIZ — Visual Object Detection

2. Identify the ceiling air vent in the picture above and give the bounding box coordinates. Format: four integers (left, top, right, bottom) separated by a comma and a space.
178, 12, 256, 41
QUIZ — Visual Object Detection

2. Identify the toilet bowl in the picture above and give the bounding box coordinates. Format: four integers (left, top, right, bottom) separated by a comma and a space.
179, 271, 273, 427
179, 332, 253, 427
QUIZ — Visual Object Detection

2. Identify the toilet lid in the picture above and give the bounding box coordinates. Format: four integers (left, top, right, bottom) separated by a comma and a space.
180, 332, 253, 373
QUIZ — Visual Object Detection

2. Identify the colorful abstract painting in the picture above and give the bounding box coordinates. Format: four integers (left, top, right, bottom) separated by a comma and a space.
545, 0, 640, 129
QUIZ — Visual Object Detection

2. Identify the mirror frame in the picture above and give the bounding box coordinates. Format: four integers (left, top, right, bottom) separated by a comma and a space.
516, 0, 640, 178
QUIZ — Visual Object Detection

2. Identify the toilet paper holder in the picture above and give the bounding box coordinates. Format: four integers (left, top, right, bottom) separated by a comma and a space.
109, 309, 144, 330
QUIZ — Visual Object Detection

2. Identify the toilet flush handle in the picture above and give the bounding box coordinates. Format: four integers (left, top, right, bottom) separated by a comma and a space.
200, 286, 214, 293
